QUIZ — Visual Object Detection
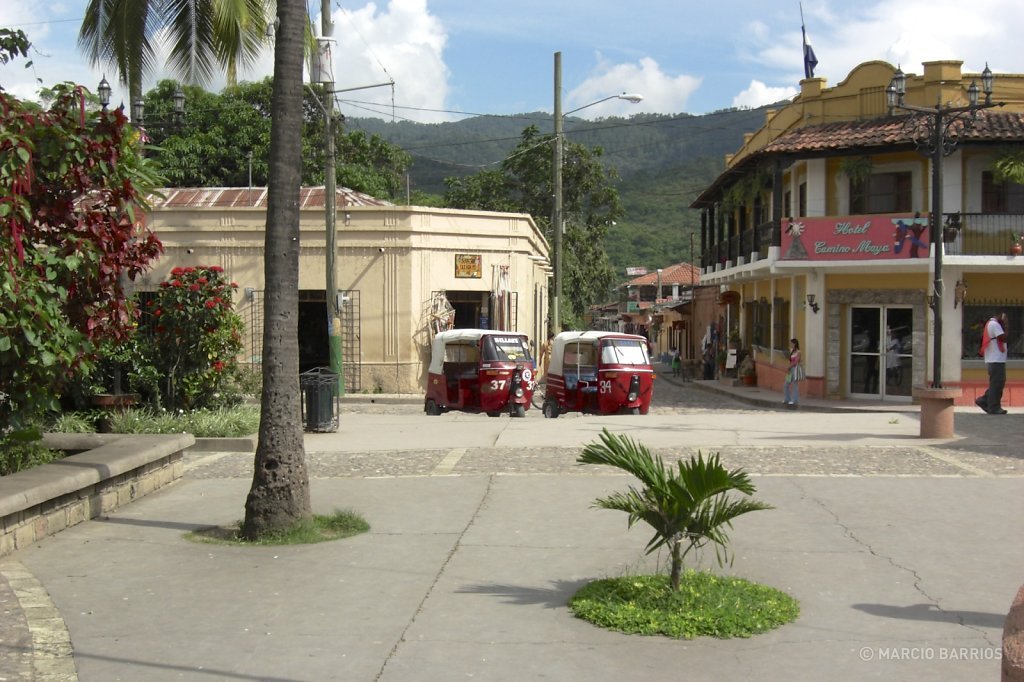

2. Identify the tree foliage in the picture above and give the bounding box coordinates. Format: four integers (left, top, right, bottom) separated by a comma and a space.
443, 125, 623, 328
1, 31, 163, 441
142, 78, 411, 200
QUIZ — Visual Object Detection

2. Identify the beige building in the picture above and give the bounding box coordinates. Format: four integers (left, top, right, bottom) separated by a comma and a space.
142, 187, 551, 394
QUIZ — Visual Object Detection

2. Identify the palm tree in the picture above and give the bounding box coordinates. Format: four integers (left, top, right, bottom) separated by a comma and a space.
241, 0, 312, 538
77, 0, 270, 109
578, 429, 772, 591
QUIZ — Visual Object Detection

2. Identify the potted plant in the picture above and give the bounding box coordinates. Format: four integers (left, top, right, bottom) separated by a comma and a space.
738, 353, 757, 387
942, 214, 962, 243
1011, 233, 1022, 256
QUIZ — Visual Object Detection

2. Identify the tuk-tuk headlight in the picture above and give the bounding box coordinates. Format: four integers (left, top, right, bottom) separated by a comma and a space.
515, 387, 524, 398
628, 391, 638, 401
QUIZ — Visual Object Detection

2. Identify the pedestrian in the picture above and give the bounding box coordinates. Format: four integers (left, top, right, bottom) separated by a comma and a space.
671, 348, 681, 377
783, 338, 803, 407
976, 312, 1009, 415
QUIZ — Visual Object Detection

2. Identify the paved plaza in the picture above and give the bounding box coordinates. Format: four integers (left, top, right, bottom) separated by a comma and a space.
1, 373, 1022, 681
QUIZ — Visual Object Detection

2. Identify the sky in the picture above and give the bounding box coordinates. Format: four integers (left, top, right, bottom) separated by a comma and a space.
3, 0, 1024, 125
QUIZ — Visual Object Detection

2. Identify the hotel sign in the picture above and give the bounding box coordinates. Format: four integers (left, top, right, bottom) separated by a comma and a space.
780, 214, 932, 261
455, 254, 482, 278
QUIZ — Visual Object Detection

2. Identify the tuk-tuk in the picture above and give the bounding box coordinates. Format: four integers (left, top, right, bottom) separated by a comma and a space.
424, 329, 535, 417
541, 331, 654, 418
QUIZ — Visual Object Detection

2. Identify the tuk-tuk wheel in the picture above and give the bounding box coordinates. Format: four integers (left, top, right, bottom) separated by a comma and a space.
425, 399, 441, 416
511, 404, 526, 418
486, 411, 501, 418
628, 407, 641, 416
542, 400, 560, 419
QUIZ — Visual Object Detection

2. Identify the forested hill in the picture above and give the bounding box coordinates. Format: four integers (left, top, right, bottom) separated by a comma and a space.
349, 105, 777, 273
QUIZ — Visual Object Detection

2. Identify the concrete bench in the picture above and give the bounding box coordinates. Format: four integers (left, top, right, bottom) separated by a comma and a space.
0, 433, 193, 557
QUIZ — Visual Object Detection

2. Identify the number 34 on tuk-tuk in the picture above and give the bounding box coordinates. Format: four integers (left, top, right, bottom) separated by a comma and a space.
424, 329, 535, 417
540, 331, 654, 418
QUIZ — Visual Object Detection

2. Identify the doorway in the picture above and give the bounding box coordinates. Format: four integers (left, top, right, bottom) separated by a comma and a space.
849, 305, 913, 399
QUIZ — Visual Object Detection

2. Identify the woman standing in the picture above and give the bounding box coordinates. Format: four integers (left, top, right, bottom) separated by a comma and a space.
783, 338, 803, 407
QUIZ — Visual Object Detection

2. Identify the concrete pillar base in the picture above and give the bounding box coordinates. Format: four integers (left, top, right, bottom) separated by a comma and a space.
912, 386, 962, 439
1003, 584, 1024, 681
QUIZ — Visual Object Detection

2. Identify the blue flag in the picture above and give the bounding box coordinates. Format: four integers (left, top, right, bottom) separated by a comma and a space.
803, 37, 818, 78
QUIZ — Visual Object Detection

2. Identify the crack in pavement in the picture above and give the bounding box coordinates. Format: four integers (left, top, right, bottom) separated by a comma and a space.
786, 478, 1000, 647
373, 473, 495, 681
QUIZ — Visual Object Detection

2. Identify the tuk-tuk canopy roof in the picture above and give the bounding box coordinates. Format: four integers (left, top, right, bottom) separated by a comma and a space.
548, 331, 648, 375
428, 329, 530, 374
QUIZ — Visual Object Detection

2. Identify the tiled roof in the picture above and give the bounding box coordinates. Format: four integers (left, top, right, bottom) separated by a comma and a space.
761, 110, 1024, 155
148, 186, 393, 209
623, 262, 701, 287
693, 110, 1024, 207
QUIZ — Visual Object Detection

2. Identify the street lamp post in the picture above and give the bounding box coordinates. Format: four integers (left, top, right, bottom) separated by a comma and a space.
886, 64, 1001, 388
551, 51, 641, 335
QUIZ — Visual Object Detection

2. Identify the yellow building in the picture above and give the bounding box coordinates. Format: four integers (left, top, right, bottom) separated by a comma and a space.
143, 187, 551, 394
692, 60, 1024, 405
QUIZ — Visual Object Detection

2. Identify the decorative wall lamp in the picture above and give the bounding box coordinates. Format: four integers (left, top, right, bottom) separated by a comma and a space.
806, 294, 820, 314
954, 279, 968, 309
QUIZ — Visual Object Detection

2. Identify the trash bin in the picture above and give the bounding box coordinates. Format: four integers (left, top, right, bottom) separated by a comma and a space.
300, 367, 339, 432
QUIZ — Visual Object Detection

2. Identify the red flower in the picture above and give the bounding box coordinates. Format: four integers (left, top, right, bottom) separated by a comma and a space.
196, 277, 208, 285
190, 283, 201, 291
209, 266, 224, 273
205, 300, 217, 309
230, 282, 238, 288
170, 267, 185, 276
171, 279, 182, 287
212, 360, 224, 372
154, 309, 163, 316
159, 281, 170, 288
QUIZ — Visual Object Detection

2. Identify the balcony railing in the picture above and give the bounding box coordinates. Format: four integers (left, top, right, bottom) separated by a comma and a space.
942, 213, 1024, 256
701, 213, 1024, 269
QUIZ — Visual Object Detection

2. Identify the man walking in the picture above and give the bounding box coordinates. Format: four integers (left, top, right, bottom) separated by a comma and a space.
976, 312, 1009, 415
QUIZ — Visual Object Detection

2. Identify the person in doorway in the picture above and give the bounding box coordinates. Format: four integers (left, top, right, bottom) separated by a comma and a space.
976, 312, 1009, 415
671, 348, 682, 377
885, 328, 901, 385
783, 338, 803, 407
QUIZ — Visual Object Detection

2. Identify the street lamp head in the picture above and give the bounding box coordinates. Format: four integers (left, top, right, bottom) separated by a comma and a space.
967, 80, 980, 107
131, 97, 145, 125
889, 65, 906, 106
981, 62, 994, 103
618, 93, 643, 104
172, 87, 186, 124
97, 75, 111, 111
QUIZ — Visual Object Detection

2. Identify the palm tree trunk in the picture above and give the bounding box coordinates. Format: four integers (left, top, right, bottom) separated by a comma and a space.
242, 0, 312, 539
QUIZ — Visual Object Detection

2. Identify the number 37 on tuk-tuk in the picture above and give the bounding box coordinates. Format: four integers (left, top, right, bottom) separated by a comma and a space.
540, 331, 654, 418
424, 329, 535, 417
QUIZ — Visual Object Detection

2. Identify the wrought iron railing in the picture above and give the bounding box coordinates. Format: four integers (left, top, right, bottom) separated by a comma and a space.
942, 213, 1024, 256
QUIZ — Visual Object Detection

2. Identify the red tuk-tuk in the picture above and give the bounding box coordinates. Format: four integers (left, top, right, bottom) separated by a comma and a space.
424, 329, 536, 417
541, 331, 654, 418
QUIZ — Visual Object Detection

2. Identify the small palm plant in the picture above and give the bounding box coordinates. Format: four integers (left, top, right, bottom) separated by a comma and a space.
578, 429, 772, 591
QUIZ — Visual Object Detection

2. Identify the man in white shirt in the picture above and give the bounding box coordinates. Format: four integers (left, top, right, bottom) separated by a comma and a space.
976, 312, 1009, 415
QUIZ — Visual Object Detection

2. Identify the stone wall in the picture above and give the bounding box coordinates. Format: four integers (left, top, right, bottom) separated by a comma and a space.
0, 433, 193, 557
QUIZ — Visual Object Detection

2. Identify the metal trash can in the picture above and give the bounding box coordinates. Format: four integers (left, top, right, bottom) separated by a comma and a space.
300, 367, 339, 432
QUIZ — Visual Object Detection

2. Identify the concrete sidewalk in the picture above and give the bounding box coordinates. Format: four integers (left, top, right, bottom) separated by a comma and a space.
1, 387, 1022, 681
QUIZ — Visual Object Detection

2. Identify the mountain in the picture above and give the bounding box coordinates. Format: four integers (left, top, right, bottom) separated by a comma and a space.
348, 105, 776, 274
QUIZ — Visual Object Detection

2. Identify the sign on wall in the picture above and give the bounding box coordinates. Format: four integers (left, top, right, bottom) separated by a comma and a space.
455, 254, 482, 278
780, 214, 932, 261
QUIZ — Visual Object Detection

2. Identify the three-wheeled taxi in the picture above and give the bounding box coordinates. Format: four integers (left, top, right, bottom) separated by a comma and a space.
541, 331, 654, 418
424, 329, 535, 417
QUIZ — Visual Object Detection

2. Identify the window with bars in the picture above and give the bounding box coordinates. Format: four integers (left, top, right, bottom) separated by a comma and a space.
981, 171, 1024, 213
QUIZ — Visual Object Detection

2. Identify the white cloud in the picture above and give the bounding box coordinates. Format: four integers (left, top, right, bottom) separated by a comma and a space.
325, 0, 450, 123
732, 81, 797, 109
568, 56, 701, 118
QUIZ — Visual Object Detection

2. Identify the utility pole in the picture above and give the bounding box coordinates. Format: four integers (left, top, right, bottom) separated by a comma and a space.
320, 0, 344, 394
552, 51, 563, 336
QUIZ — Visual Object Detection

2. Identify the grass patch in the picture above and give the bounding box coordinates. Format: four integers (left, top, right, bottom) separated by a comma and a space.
49, 406, 261, 438
569, 571, 799, 639
187, 509, 369, 546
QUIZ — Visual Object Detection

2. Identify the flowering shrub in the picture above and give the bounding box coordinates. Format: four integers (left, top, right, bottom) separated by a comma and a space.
144, 265, 244, 410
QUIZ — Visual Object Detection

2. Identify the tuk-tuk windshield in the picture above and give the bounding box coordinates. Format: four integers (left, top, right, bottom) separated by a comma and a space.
482, 335, 534, 364
600, 338, 650, 366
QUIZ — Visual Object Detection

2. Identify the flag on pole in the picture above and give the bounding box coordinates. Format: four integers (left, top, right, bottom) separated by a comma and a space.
801, 3, 818, 78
